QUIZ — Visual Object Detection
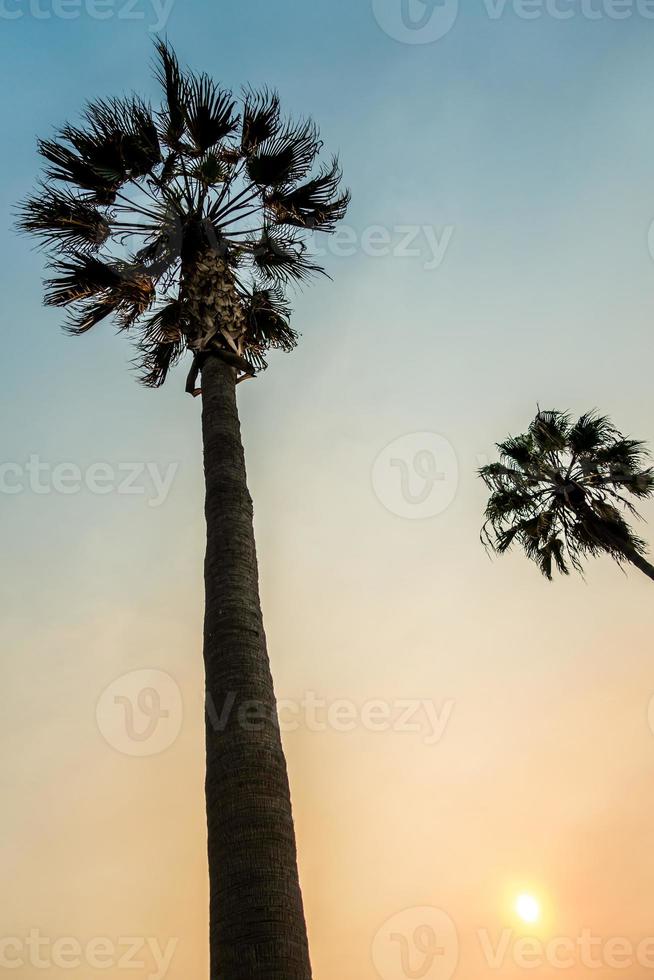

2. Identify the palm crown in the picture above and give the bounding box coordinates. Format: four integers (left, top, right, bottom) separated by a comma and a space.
18, 41, 350, 388
479, 410, 654, 580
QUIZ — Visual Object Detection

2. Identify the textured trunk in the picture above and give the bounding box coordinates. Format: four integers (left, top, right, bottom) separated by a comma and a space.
624, 547, 654, 582
201, 353, 312, 980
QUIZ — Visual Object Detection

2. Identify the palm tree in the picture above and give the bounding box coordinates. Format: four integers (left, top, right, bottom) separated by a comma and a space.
479, 409, 654, 582
18, 41, 349, 980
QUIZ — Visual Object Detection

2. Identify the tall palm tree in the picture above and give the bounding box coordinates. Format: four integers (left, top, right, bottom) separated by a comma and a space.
479, 409, 654, 582
18, 41, 349, 980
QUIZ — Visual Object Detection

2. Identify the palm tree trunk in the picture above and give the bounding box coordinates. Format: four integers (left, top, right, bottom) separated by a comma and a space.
200, 352, 312, 980
625, 547, 654, 582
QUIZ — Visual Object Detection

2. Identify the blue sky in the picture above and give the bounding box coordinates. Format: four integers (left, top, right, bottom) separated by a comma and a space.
3, 3, 654, 979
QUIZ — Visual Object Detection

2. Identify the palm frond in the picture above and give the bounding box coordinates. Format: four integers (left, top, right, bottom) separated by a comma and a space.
497, 433, 536, 469
246, 119, 321, 188
241, 88, 281, 153
249, 228, 323, 285
479, 461, 531, 488
626, 469, 654, 498
154, 40, 186, 148
585, 500, 648, 554
44, 253, 123, 306
45, 252, 154, 333
550, 537, 569, 576
265, 158, 350, 231
529, 410, 570, 453
242, 287, 297, 368
84, 96, 161, 177
139, 338, 185, 387
493, 522, 524, 554
188, 151, 230, 187
594, 437, 651, 478
37, 137, 120, 204
568, 411, 615, 456
39, 95, 161, 206
183, 73, 238, 154
133, 231, 180, 278
64, 298, 119, 334
136, 298, 186, 386
17, 185, 110, 252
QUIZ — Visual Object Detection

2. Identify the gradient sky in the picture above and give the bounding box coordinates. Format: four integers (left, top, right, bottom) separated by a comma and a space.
2, 2, 654, 978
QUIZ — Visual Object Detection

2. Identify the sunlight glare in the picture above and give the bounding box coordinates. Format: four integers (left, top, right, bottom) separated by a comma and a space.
516, 894, 541, 924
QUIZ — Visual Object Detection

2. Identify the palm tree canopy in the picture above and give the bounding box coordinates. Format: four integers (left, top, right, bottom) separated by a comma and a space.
479, 409, 654, 579
17, 41, 350, 387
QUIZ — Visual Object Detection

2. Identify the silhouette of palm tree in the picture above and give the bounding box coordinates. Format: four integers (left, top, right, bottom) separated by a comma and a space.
18, 41, 349, 980
480, 409, 654, 582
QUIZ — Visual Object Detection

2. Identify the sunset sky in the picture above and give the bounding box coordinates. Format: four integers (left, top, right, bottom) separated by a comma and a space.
2, 1, 654, 978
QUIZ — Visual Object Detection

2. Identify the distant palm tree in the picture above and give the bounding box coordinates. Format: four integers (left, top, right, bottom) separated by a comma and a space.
18, 41, 349, 980
480, 409, 654, 582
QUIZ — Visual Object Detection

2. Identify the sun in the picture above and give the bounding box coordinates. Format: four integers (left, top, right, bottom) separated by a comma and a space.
516, 894, 541, 924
